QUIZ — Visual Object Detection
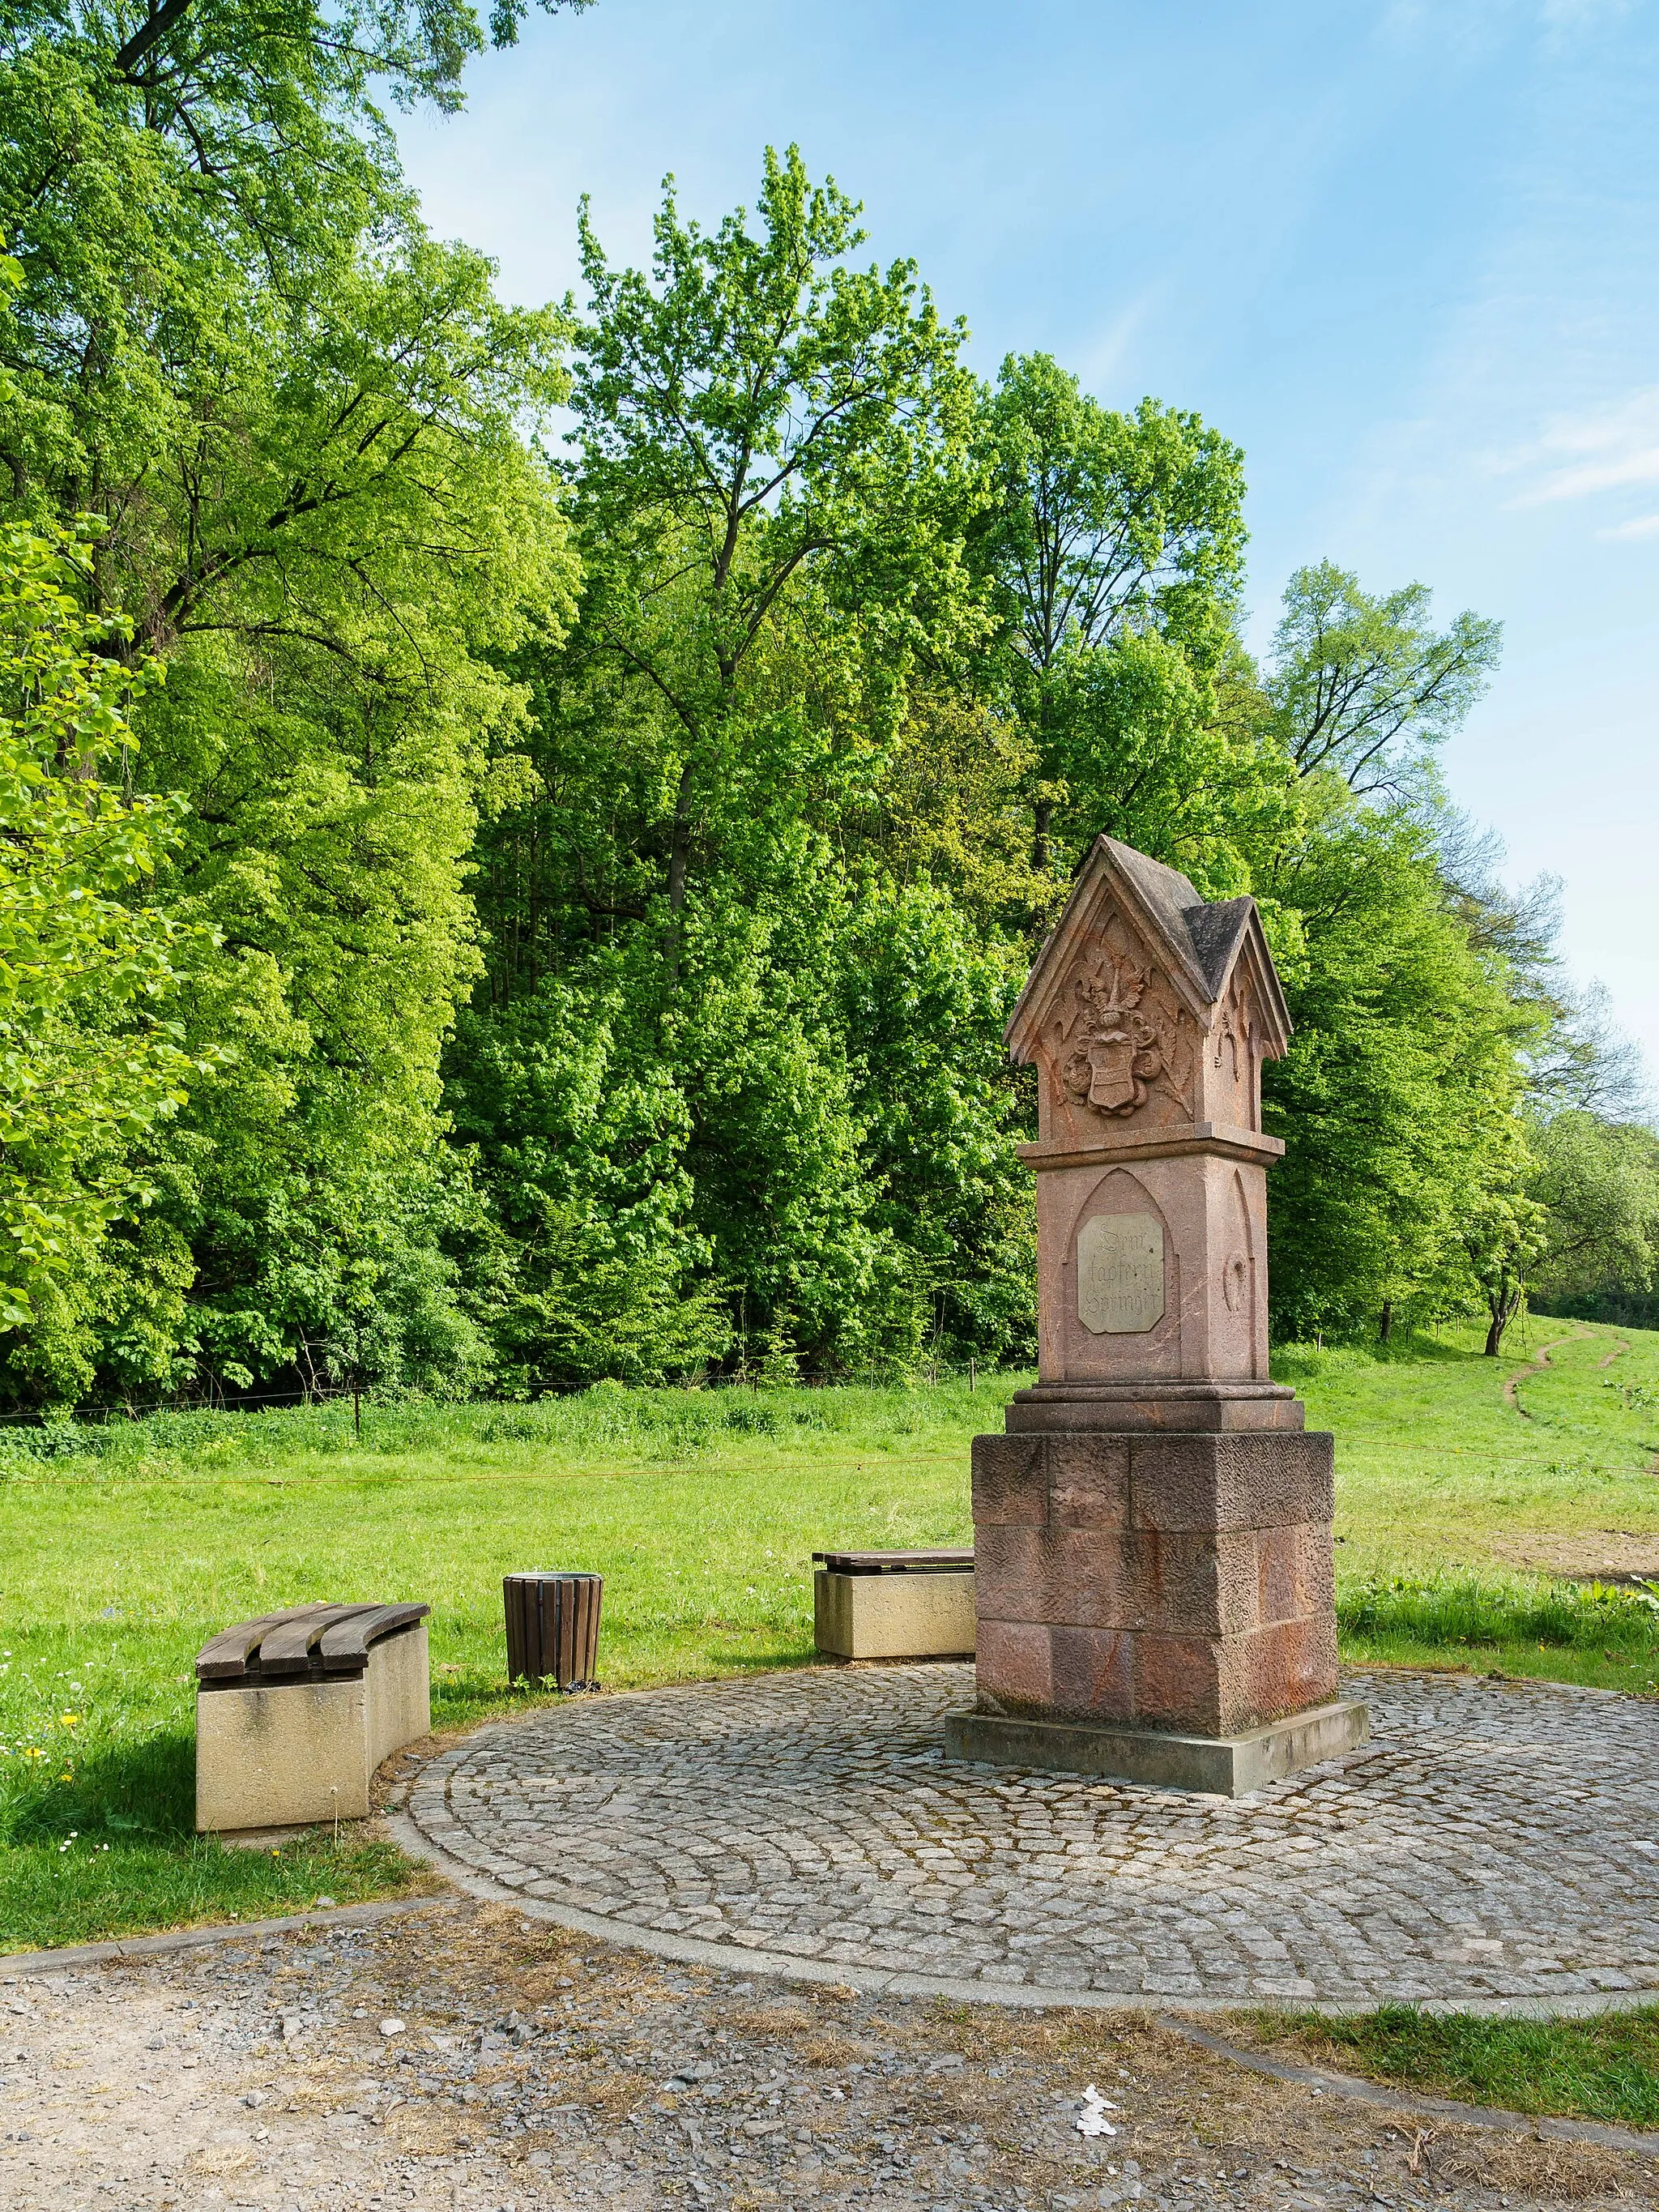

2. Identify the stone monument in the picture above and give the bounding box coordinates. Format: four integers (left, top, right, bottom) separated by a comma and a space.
944, 836, 1368, 1794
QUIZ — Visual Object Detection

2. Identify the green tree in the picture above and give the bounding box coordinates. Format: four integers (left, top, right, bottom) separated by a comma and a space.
1531, 1112, 1659, 1302
1265, 561, 1502, 797
0, 0, 582, 1399
449, 155, 1051, 1379
0, 519, 208, 1337
975, 352, 1245, 869
568, 145, 981, 972
1259, 797, 1543, 1344
1, 0, 590, 530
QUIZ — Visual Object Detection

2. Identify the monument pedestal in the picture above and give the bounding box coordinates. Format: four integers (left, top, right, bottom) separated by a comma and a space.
953, 1425, 1366, 1794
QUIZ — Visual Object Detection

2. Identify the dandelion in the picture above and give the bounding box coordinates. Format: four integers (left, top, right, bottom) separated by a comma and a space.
60, 1714, 78, 1727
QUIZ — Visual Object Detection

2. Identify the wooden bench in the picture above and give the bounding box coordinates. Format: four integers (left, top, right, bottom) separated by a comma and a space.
195, 1602, 431, 1837
812, 1548, 975, 1662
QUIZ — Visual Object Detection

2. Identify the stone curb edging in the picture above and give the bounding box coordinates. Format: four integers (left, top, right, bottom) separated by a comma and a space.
1155, 2016, 1659, 2160
382, 1804, 1659, 2023
0, 1893, 447, 1979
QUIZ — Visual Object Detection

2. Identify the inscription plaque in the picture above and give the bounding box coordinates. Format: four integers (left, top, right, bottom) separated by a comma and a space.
1076, 1211, 1165, 1334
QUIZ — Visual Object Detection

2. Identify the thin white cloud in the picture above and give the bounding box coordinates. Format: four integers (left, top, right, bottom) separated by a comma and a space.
1600, 510, 1659, 540
1540, 0, 1634, 28
1381, 0, 1631, 53
1504, 386, 1659, 507
1072, 290, 1166, 399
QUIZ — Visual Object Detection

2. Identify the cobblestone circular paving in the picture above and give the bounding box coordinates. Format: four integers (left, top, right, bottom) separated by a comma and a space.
402, 1664, 1659, 2012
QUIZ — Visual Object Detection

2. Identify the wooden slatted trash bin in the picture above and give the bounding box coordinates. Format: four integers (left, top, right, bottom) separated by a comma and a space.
503, 1572, 603, 1689
812, 1549, 975, 1662
195, 1601, 431, 1837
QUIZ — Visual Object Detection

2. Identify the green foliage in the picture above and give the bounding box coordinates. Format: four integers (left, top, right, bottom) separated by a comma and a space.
1260, 799, 1543, 1343
974, 350, 1247, 870
0, 521, 210, 1334
1265, 559, 1503, 797
1, 0, 580, 1401
0, 27, 1573, 1399
567, 144, 981, 946
452, 152, 1031, 1381
1531, 1110, 1659, 1300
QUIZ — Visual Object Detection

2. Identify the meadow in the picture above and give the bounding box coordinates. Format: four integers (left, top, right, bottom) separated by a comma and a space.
2, 1317, 1657, 1953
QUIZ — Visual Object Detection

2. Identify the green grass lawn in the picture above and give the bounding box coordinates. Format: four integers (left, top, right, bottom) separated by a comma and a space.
1248, 2003, 1659, 2129
2, 1317, 1659, 1955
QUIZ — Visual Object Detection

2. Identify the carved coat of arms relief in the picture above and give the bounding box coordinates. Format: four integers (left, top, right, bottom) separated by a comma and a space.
1055, 943, 1192, 1121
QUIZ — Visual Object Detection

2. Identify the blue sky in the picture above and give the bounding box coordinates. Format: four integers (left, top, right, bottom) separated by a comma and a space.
397, 0, 1659, 1077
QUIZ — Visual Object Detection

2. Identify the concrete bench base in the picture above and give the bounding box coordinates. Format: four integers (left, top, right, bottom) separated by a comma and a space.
196, 1621, 430, 1836
814, 1568, 975, 1662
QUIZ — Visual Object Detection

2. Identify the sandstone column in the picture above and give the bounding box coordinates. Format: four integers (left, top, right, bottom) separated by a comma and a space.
945, 836, 1367, 1794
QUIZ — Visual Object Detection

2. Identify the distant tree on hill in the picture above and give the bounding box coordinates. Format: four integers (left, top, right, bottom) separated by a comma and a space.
1265, 562, 1501, 799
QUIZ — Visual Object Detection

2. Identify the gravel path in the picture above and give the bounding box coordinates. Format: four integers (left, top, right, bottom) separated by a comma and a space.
0, 1899, 1648, 2211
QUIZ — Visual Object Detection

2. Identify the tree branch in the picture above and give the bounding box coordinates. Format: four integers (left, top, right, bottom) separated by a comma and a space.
114, 0, 198, 79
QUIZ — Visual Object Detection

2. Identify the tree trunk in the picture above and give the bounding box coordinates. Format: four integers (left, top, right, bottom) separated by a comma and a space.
1032, 798, 1051, 873
1379, 1300, 1392, 1343
1483, 1284, 1520, 1356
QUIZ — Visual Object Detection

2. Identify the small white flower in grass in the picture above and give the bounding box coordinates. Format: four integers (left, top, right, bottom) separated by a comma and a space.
1076, 2085, 1118, 2138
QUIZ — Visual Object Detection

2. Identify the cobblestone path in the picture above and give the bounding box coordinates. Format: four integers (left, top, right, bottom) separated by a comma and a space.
402, 1666, 1659, 2010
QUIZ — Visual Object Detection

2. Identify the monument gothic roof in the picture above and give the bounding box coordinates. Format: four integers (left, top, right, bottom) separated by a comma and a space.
1004, 835, 1292, 1065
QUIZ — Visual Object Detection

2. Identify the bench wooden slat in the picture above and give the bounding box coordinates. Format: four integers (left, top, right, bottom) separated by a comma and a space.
198, 1601, 435, 1681
318, 1602, 431, 1672
195, 1606, 326, 1680
812, 1548, 975, 1574
255, 1603, 382, 1675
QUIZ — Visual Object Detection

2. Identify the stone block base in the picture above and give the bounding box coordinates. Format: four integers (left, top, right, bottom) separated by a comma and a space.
813, 1569, 976, 1661
196, 1621, 430, 1834
944, 1697, 1369, 1796
971, 1427, 1346, 1737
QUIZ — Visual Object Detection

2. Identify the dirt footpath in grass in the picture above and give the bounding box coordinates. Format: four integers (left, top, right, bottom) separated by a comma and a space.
0, 1902, 1651, 2212
1484, 1529, 1659, 1585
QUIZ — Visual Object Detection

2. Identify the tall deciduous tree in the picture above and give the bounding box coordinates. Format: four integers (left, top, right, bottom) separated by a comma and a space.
1265, 561, 1502, 796
975, 352, 1245, 869
0, 0, 582, 1400
1259, 796, 1544, 1345
1531, 1112, 1659, 1302
568, 145, 980, 975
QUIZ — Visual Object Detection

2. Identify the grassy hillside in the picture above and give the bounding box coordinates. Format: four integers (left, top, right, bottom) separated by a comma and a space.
0, 1318, 1656, 1948
1296, 1316, 1659, 1689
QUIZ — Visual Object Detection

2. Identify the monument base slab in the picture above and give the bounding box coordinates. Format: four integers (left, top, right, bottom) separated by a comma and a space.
944, 1697, 1369, 1797
1005, 1381, 1304, 1433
